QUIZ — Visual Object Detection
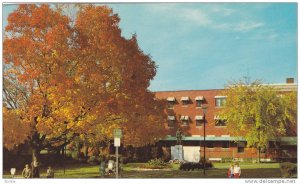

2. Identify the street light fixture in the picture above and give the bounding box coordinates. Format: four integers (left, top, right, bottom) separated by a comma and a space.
202, 106, 208, 176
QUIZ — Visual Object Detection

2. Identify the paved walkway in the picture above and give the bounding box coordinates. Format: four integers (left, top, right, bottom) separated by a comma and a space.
133, 168, 173, 171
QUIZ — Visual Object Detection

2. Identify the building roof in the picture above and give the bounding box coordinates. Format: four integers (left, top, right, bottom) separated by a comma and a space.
163, 136, 245, 141
277, 137, 297, 145
264, 83, 297, 92
162, 136, 297, 144
154, 83, 297, 93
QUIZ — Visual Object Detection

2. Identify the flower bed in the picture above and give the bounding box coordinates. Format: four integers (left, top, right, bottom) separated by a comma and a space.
140, 158, 172, 169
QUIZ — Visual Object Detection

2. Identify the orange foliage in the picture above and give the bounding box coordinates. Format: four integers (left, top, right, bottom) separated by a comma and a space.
3, 4, 167, 152
3, 107, 32, 150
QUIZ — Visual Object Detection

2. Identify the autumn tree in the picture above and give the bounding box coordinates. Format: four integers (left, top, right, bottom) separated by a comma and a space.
220, 79, 297, 160
3, 4, 167, 162
3, 107, 32, 150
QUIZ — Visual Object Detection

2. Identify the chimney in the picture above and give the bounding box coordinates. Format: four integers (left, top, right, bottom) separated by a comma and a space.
286, 78, 294, 84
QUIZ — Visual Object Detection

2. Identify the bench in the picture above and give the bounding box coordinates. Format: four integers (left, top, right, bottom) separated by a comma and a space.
233, 158, 244, 162
208, 158, 222, 162
260, 158, 271, 162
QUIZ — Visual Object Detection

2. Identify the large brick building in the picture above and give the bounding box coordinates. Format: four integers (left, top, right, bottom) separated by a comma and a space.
154, 80, 297, 162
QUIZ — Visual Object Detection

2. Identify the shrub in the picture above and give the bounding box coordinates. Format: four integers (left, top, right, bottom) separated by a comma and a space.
122, 157, 130, 164
87, 156, 100, 165
199, 157, 211, 164
179, 162, 198, 171
141, 158, 171, 169
205, 161, 213, 168
280, 162, 297, 178
147, 158, 167, 166
199, 157, 213, 168
179, 161, 213, 171
71, 151, 79, 160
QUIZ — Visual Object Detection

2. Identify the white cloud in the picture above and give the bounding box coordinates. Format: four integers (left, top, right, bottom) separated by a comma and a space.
144, 4, 265, 33
268, 32, 278, 40
144, 4, 179, 13
233, 22, 264, 32
211, 6, 234, 16
248, 28, 280, 41
180, 8, 212, 26
214, 23, 230, 30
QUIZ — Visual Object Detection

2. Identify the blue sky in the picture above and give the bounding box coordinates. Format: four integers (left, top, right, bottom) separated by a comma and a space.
3, 3, 297, 91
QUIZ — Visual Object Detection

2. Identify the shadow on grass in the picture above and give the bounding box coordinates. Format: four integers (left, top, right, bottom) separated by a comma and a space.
120, 168, 282, 178
3, 164, 283, 179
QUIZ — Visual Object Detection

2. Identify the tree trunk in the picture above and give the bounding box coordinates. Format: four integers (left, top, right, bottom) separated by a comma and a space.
83, 143, 89, 158
32, 147, 41, 162
76, 142, 81, 159
31, 147, 41, 178
258, 147, 261, 163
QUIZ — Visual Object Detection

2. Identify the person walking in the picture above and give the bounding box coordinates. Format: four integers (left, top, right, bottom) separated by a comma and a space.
10, 168, 16, 178
233, 162, 241, 178
227, 164, 234, 178
46, 166, 54, 178
31, 158, 40, 178
99, 157, 106, 178
22, 164, 32, 178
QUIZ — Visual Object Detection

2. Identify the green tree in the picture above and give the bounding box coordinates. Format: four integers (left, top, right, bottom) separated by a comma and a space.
220, 79, 297, 158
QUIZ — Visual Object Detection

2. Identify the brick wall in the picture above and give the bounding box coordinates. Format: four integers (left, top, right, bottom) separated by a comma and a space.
154, 89, 297, 160
155, 89, 230, 137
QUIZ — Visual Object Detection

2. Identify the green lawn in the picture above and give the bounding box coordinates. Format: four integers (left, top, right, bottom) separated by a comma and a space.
3, 162, 285, 178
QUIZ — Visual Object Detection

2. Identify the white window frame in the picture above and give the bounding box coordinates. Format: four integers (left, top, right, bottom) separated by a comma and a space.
195, 115, 204, 127
215, 96, 227, 107
167, 97, 176, 109
180, 116, 189, 126
181, 97, 190, 106
195, 96, 204, 108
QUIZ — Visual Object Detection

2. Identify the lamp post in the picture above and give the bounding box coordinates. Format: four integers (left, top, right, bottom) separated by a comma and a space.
202, 106, 208, 176
63, 142, 66, 174
63, 122, 67, 175
114, 128, 122, 179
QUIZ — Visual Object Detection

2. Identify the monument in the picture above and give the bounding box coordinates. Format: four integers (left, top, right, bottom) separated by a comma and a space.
171, 129, 184, 161
176, 128, 182, 145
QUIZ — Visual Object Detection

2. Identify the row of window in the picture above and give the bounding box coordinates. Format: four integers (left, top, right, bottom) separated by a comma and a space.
167, 116, 226, 127
167, 96, 226, 108
168, 120, 226, 127
205, 142, 245, 153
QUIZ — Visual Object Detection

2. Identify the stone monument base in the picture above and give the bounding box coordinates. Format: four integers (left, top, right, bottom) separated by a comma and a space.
171, 145, 183, 161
